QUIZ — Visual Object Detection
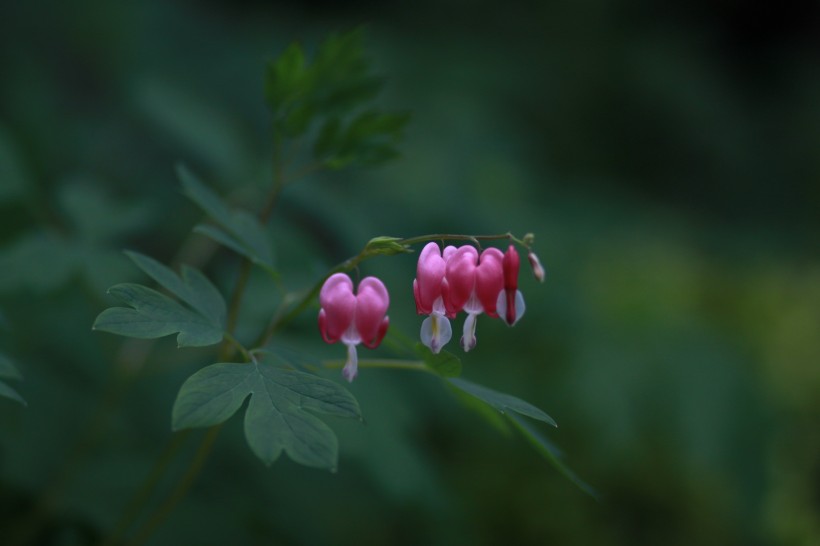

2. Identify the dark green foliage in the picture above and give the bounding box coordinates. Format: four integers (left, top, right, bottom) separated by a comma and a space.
264, 29, 410, 168
172, 361, 361, 469
93, 252, 226, 347
178, 164, 276, 274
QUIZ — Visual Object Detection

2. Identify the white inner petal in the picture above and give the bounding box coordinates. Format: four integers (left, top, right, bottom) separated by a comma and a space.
420, 313, 452, 354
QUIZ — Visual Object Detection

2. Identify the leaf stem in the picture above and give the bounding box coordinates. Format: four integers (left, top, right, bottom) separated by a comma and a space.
220, 261, 252, 361
224, 332, 255, 363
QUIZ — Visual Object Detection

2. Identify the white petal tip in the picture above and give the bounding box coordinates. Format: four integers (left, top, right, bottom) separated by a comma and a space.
420, 314, 452, 354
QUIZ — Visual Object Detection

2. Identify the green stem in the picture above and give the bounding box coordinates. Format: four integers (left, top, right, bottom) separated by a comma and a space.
397, 232, 528, 248
126, 128, 290, 545
119, 280, 248, 543
219, 261, 252, 361
224, 332, 254, 363
260, 132, 285, 223
323, 358, 433, 374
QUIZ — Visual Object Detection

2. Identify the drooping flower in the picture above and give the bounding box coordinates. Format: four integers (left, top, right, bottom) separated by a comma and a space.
445, 245, 504, 351
413, 242, 455, 353
528, 250, 546, 283
319, 273, 389, 382
496, 245, 526, 326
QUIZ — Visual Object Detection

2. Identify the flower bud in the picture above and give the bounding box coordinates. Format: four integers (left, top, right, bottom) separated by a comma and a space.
528, 251, 546, 283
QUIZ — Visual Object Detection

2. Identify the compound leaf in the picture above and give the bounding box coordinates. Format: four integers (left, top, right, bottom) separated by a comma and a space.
172, 362, 361, 469
124, 251, 226, 328
93, 283, 223, 347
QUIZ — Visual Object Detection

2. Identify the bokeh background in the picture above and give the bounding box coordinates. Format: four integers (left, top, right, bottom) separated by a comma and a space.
1, 0, 819, 544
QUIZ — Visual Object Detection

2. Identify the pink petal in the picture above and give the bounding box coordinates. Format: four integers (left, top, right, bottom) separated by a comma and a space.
362, 317, 389, 350
355, 276, 390, 347
444, 245, 478, 314
475, 247, 504, 316
414, 242, 446, 314
318, 273, 356, 343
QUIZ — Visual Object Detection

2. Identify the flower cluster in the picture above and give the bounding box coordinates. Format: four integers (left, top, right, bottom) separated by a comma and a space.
413, 242, 525, 354
318, 241, 534, 381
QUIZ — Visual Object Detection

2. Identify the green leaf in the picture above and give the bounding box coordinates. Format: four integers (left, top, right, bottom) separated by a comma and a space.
345, 110, 410, 141
0, 353, 25, 406
192, 224, 247, 260
264, 30, 409, 171
0, 380, 25, 406
93, 283, 224, 347
313, 117, 342, 159
364, 236, 412, 257
447, 377, 557, 427
451, 387, 511, 433
415, 344, 462, 377
264, 42, 306, 111
318, 110, 410, 169
280, 103, 315, 138
172, 362, 361, 469
0, 353, 23, 380
177, 164, 275, 271
124, 251, 226, 328
507, 413, 599, 499
311, 30, 382, 115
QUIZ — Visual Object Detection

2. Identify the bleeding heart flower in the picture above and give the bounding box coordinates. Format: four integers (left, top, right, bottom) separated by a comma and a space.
445, 245, 504, 351
496, 245, 526, 326
413, 242, 456, 353
319, 273, 389, 382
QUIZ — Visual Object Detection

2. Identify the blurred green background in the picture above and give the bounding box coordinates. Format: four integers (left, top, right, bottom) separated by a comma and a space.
1, 0, 819, 544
